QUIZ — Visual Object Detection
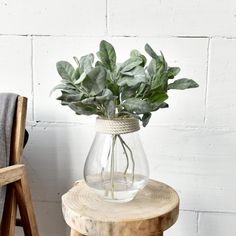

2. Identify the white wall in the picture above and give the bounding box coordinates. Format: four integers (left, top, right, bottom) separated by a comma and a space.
1, 1, 236, 235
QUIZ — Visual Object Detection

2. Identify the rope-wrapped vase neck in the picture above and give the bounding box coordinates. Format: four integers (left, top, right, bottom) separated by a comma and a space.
96, 117, 140, 134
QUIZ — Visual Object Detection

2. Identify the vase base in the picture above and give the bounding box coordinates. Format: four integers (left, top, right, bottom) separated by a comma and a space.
85, 173, 148, 203
94, 188, 138, 203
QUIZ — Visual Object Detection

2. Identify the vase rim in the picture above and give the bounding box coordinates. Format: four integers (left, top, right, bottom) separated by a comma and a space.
97, 116, 138, 121
96, 116, 140, 134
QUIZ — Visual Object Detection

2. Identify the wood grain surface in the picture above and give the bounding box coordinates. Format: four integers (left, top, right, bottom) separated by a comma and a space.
62, 179, 179, 236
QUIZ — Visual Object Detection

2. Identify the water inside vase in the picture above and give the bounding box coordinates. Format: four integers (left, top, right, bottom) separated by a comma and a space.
86, 172, 148, 203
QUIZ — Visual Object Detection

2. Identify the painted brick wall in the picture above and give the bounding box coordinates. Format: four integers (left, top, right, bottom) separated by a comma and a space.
0, 1, 236, 235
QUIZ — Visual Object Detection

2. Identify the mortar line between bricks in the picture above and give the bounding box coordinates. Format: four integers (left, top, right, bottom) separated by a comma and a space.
110, 35, 236, 39
27, 121, 236, 132
203, 38, 211, 125
1, 34, 236, 39
105, 0, 108, 34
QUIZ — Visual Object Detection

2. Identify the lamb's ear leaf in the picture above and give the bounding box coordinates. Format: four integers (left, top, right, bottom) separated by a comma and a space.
118, 66, 147, 87
97, 40, 116, 71
50, 84, 75, 96
167, 67, 181, 79
74, 72, 86, 85
82, 66, 106, 96
147, 59, 163, 78
73, 56, 80, 66
68, 101, 98, 115
120, 57, 143, 73
168, 79, 199, 90
72, 67, 81, 81
57, 91, 83, 104
142, 112, 152, 127
79, 53, 94, 74
130, 49, 147, 66
145, 44, 158, 59
122, 98, 152, 114
56, 61, 75, 81
149, 92, 168, 105
95, 61, 103, 67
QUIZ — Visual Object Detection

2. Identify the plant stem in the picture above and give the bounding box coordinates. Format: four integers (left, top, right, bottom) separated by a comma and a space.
118, 135, 135, 184
117, 135, 129, 175
110, 134, 117, 199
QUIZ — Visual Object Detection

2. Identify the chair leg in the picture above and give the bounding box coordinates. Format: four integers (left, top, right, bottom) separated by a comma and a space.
0, 185, 17, 236
70, 229, 85, 236
14, 169, 39, 236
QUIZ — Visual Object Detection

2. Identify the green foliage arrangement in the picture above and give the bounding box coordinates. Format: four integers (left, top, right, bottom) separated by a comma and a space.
53, 40, 198, 126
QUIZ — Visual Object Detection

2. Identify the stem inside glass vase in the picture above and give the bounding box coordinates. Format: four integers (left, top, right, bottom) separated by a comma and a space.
84, 117, 149, 203
109, 134, 135, 200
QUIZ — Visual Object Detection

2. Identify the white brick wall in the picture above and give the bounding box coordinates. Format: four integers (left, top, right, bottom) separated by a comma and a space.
0, 0, 236, 235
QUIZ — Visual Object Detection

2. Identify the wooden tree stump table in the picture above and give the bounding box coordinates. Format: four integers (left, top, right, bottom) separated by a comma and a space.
62, 179, 179, 236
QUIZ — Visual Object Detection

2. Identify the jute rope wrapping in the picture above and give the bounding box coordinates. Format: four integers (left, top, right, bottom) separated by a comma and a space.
96, 117, 140, 134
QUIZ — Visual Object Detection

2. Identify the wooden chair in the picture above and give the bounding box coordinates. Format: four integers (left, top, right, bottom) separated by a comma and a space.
0, 96, 39, 236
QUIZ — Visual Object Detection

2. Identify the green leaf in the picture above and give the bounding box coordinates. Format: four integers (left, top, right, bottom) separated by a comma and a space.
74, 72, 86, 85
79, 54, 94, 74
159, 51, 168, 70
142, 113, 152, 127
97, 89, 114, 101
57, 91, 83, 105
50, 84, 75, 95
151, 102, 168, 112
56, 61, 75, 81
80, 97, 96, 105
59, 79, 75, 85
97, 40, 116, 71
107, 80, 119, 96
147, 59, 163, 78
95, 61, 104, 67
168, 79, 199, 90
120, 86, 137, 101
151, 71, 168, 92
149, 91, 168, 104
145, 44, 158, 59
118, 66, 147, 87
120, 57, 143, 73
73, 56, 80, 66
122, 98, 152, 114
167, 67, 181, 79
159, 102, 169, 108
130, 49, 147, 66
82, 66, 106, 96
136, 83, 148, 98
72, 67, 81, 81
145, 44, 167, 72
151, 102, 169, 112
82, 89, 114, 104
69, 101, 98, 115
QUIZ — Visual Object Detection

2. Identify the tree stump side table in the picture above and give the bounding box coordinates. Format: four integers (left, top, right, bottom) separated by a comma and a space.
62, 179, 179, 236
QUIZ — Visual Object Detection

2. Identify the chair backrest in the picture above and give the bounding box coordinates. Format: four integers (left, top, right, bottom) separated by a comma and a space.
0, 95, 39, 236
9, 96, 27, 165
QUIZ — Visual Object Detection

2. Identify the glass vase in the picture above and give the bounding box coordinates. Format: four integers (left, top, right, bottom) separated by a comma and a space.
84, 117, 149, 203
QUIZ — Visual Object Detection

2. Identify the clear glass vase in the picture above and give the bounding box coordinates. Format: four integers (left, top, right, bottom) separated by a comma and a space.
84, 118, 149, 203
